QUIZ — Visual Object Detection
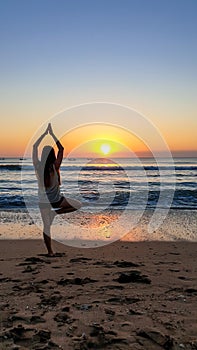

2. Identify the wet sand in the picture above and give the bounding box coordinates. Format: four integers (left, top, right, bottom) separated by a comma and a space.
0, 239, 197, 349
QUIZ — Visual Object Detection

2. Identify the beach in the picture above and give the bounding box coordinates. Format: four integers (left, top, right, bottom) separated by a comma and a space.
0, 210, 197, 349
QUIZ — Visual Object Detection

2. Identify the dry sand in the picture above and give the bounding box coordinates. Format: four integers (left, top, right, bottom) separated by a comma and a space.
0, 237, 197, 349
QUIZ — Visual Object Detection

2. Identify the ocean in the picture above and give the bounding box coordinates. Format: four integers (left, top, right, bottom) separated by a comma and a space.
0, 157, 196, 213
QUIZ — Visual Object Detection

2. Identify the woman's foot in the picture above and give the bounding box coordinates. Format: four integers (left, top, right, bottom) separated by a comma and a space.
47, 251, 54, 257
46, 252, 65, 257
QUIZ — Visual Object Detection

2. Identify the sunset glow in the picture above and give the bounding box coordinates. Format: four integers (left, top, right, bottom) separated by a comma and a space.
60, 123, 151, 159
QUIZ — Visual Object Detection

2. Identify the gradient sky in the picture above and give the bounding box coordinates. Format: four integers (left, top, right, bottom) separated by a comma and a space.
0, 0, 197, 157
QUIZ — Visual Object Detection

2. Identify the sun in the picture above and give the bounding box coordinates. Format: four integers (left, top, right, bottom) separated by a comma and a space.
100, 143, 111, 155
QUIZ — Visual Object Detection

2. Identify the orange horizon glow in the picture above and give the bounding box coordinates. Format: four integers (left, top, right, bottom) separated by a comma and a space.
57, 124, 151, 158
0, 124, 197, 158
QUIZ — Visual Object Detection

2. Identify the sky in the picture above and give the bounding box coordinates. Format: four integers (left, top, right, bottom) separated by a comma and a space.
0, 0, 197, 157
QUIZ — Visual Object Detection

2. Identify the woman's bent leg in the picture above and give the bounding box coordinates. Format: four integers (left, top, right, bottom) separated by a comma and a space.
55, 197, 81, 214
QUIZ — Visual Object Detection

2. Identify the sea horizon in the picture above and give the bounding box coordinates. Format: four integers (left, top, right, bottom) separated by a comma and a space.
0, 157, 196, 213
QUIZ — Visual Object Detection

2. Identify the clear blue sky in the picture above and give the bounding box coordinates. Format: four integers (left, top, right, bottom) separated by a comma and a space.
0, 0, 197, 156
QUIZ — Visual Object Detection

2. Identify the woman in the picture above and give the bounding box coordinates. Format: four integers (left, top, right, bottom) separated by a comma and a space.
32, 123, 81, 256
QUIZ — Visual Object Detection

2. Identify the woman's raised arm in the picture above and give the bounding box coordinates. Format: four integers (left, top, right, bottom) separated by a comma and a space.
32, 127, 48, 167
48, 123, 64, 169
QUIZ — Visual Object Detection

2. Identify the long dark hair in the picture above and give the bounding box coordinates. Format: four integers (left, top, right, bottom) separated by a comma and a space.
40, 146, 56, 188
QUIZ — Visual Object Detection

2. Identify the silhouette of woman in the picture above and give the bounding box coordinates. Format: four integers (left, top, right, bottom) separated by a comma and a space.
32, 123, 81, 255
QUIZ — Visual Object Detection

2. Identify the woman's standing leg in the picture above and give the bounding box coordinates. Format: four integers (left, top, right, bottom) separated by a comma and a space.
40, 207, 55, 255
